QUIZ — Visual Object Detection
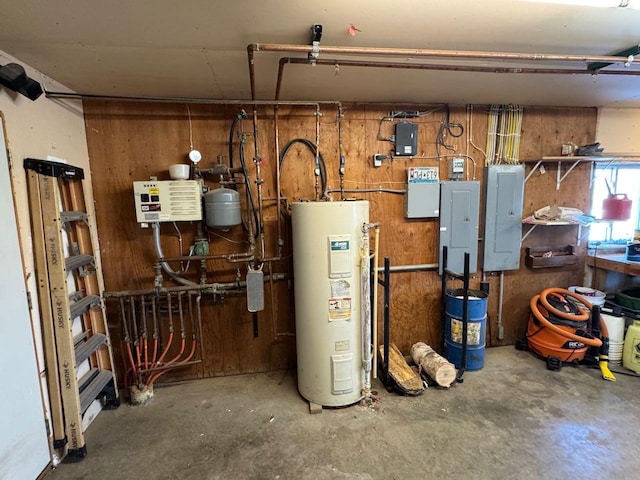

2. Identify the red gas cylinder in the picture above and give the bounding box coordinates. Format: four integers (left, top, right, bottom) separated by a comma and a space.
602, 194, 632, 220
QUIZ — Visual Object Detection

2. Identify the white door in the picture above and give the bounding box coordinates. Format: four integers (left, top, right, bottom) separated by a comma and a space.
0, 119, 50, 479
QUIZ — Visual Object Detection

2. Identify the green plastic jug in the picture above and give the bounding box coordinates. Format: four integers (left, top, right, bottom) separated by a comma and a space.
623, 320, 640, 374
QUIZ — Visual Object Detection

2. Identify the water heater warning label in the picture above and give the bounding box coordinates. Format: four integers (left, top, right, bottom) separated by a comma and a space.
330, 279, 351, 298
328, 297, 351, 321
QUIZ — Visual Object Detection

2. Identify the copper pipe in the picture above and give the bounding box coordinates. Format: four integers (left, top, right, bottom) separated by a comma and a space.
276, 57, 640, 95
247, 45, 257, 101
250, 43, 639, 65
315, 105, 321, 200
251, 106, 267, 262
275, 57, 289, 101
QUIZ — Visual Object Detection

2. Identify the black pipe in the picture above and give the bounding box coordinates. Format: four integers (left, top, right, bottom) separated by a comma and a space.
441, 246, 448, 353
383, 257, 391, 388
456, 252, 471, 383
253, 312, 259, 338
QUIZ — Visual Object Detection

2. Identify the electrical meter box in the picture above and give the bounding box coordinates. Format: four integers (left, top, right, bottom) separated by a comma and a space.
133, 180, 202, 223
449, 157, 465, 180
481, 164, 525, 271
404, 167, 440, 218
439, 181, 480, 275
394, 122, 418, 156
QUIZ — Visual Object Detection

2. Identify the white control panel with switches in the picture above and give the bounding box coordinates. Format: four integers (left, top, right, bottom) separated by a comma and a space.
133, 180, 202, 223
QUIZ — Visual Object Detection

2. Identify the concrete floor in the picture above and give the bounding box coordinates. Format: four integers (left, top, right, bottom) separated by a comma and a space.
45, 346, 640, 480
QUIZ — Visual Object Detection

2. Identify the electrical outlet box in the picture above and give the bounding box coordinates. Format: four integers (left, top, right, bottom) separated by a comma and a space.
481, 164, 525, 271
449, 157, 465, 179
394, 122, 418, 156
133, 180, 202, 223
404, 167, 440, 218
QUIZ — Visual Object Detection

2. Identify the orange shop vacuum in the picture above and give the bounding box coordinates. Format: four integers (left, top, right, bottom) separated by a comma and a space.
518, 288, 615, 381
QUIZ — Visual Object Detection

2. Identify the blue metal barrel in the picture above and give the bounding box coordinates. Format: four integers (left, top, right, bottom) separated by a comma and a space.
444, 289, 488, 370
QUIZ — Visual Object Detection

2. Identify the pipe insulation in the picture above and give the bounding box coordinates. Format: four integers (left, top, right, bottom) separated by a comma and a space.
250, 43, 640, 65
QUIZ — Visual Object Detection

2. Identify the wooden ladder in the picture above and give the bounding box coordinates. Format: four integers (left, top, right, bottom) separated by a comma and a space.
25, 158, 119, 462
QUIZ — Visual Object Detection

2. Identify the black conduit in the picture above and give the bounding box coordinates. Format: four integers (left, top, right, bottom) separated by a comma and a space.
278, 138, 328, 198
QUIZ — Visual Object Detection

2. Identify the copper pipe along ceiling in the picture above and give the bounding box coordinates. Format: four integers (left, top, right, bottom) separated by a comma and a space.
275, 57, 640, 100
247, 42, 640, 100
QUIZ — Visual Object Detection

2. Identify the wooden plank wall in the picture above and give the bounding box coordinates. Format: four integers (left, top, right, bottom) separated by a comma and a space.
83, 101, 596, 381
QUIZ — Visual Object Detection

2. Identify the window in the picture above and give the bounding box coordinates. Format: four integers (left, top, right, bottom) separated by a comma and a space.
589, 163, 640, 244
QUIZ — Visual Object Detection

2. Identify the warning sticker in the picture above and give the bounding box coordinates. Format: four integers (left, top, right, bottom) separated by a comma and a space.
450, 319, 482, 346
335, 340, 350, 351
328, 297, 351, 321
149, 187, 160, 195
330, 279, 351, 298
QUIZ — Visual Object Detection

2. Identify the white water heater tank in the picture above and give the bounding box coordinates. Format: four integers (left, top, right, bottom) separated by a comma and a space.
291, 201, 369, 407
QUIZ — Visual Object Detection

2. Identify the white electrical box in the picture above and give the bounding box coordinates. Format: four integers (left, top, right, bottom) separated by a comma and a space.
133, 180, 202, 223
449, 157, 465, 179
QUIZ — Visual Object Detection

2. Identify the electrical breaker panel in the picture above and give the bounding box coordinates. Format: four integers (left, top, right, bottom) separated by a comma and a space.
482, 164, 525, 271
439, 181, 480, 275
133, 180, 202, 223
404, 167, 440, 218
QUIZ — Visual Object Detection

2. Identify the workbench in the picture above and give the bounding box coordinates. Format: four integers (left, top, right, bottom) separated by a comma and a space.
585, 252, 640, 293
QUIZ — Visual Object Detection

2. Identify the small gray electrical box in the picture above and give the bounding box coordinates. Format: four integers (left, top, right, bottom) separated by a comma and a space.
404, 167, 440, 218
395, 122, 418, 156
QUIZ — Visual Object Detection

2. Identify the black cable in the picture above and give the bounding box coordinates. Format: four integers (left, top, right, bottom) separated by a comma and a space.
279, 138, 328, 197
435, 104, 463, 158
228, 115, 239, 171
238, 137, 260, 238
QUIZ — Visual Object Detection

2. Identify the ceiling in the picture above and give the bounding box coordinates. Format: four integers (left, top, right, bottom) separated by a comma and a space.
2, 0, 640, 107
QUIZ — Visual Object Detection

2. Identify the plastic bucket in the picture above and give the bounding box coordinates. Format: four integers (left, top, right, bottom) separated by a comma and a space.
602, 313, 625, 344
608, 341, 624, 366
444, 289, 488, 370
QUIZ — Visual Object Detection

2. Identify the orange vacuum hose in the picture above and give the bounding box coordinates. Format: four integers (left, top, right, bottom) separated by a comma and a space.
530, 293, 602, 348
539, 288, 590, 321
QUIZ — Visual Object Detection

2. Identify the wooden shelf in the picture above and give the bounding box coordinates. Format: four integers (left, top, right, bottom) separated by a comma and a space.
523, 156, 619, 189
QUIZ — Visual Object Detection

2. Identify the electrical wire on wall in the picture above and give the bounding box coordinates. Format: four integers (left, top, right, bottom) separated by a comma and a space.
485, 104, 523, 165
435, 104, 464, 159
376, 106, 443, 143
466, 104, 487, 162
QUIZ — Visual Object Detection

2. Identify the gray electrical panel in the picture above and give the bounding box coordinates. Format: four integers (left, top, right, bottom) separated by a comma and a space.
482, 164, 525, 271
439, 181, 480, 275
404, 166, 440, 218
